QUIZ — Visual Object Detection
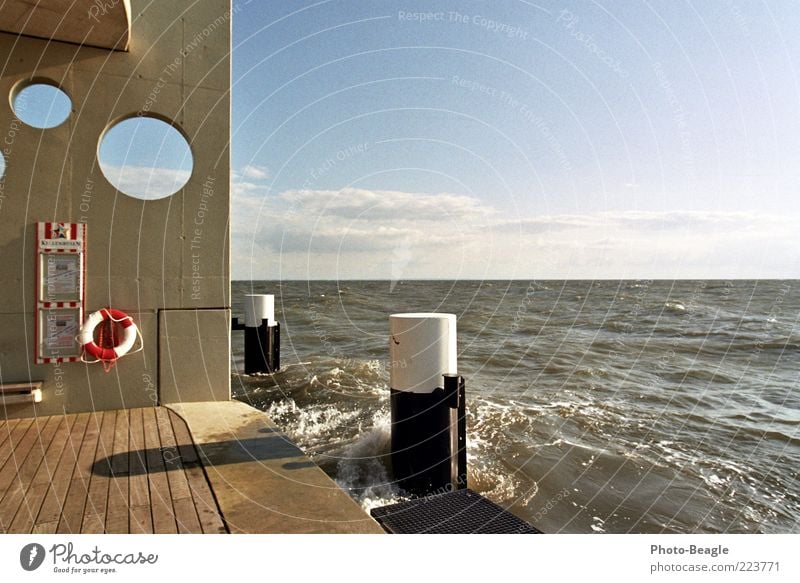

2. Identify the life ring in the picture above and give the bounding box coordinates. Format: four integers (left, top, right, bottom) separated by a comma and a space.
79, 308, 138, 361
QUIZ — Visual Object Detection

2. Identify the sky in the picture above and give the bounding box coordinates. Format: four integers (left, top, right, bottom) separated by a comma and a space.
50, 0, 800, 280
228, 0, 800, 280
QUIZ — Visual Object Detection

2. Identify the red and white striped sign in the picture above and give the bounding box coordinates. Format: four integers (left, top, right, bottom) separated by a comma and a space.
37, 222, 84, 252
35, 222, 87, 364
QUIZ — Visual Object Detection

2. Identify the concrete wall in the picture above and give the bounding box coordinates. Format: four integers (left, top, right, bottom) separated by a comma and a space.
0, 1, 232, 417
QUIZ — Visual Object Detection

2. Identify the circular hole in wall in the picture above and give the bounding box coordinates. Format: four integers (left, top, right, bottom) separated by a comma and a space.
11, 81, 72, 129
98, 115, 194, 200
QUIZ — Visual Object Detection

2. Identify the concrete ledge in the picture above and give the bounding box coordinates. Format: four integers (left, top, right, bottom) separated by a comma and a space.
0, 0, 131, 51
167, 400, 384, 534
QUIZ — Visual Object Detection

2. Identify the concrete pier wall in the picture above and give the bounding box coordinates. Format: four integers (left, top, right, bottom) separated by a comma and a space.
0, 1, 232, 417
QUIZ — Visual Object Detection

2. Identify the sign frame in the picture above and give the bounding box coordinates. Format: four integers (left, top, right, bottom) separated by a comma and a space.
34, 222, 87, 364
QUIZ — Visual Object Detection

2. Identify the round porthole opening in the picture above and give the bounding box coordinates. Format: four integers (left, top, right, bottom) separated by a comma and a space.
98, 115, 194, 200
11, 81, 72, 129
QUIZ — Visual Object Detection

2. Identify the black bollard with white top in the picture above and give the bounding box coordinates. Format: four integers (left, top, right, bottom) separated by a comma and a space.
232, 294, 280, 374
389, 313, 467, 496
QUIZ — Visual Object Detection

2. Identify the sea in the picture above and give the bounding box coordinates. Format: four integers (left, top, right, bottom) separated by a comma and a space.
230, 280, 799, 534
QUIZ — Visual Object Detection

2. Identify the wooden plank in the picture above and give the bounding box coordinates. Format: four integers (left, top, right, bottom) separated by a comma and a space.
129, 505, 151, 534
156, 408, 180, 472
0, 417, 53, 517
104, 409, 130, 534
172, 496, 202, 534
0, 418, 21, 451
156, 408, 190, 499
0, 416, 66, 532
92, 410, 117, 475
74, 413, 103, 481
168, 409, 198, 465
142, 408, 165, 470
143, 408, 177, 534
0, 416, 62, 501
32, 521, 58, 534
0, 417, 35, 462
10, 415, 80, 533
34, 413, 90, 532
55, 477, 87, 534
185, 464, 226, 534
31, 416, 78, 487
57, 413, 103, 533
80, 511, 104, 533
109, 409, 130, 477
155, 408, 200, 533
128, 408, 152, 534
0, 417, 36, 484
9, 483, 47, 534
81, 411, 117, 533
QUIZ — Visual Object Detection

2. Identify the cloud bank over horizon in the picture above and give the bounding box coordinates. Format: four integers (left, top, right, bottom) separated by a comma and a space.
231, 173, 800, 281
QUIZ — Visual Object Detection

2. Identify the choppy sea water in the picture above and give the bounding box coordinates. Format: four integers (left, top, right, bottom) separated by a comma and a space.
231, 280, 799, 534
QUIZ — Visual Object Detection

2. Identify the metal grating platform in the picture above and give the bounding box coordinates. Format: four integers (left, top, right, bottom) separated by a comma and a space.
370, 488, 542, 534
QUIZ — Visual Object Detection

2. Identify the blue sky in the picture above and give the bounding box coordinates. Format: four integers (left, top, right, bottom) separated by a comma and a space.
228, 0, 800, 280
101, 1, 800, 279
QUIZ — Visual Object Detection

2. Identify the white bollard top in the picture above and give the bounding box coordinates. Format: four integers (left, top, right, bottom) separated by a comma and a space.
244, 294, 275, 327
389, 313, 457, 393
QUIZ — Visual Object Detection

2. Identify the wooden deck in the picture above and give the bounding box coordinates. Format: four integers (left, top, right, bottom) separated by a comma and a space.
0, 407, 227, 534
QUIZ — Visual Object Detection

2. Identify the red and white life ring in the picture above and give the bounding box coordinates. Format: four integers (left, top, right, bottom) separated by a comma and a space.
79, 308, 138, 361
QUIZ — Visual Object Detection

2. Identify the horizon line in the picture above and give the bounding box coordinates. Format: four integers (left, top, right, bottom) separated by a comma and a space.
231, 277, 796, 282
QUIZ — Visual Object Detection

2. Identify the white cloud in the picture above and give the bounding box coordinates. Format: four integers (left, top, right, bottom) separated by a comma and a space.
495, 210, 787, 234
277, 188, 492, 222
488, 210, 800, 279
231, 186, 800, 280
230, 166, 272, 223
232, 179, 269, 198
101, 164, 191, 200
240, 164, 270, 180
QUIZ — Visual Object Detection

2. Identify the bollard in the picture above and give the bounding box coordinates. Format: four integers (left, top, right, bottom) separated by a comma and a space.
244, 294, 274, 328
389, 313, 467, 496
232, 294, 280, 374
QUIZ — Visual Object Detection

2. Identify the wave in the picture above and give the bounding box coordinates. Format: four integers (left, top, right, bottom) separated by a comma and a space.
231, 279, 800, 533
333, 410, 404, 511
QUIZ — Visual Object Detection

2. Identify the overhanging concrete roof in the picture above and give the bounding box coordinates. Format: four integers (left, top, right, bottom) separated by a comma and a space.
0, 0, 131, 51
